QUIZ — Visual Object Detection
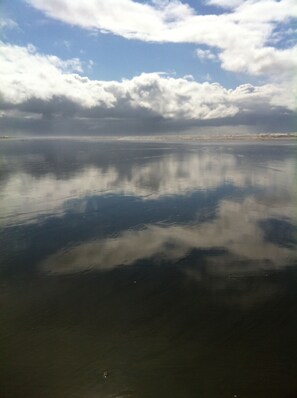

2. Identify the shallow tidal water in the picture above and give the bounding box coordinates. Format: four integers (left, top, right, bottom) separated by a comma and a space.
0, 138, 297, 398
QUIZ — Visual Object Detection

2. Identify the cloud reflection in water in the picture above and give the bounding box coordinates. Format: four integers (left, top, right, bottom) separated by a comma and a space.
43, 195, 296, 275
1, 145, 296, 227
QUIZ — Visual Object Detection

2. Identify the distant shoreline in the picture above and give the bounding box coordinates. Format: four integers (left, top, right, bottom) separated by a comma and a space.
1, 133, 296, 142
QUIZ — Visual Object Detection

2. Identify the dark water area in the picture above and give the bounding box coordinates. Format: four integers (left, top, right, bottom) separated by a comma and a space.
0, 138, 296, 398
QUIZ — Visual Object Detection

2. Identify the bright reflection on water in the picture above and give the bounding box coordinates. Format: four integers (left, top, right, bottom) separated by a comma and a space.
0, 139, 296, 398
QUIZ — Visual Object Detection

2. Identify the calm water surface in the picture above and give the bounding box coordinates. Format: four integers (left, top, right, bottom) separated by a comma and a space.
0, 139, 296, 398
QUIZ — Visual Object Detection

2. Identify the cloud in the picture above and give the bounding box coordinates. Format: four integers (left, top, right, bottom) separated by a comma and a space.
0, 42, 294, 127
0, 18, 18, 31
206, 0, 244, 9
219, 45, 297, 78
26, 0, 297, 79
0, 42, 115, 108
196, 48, 217, 61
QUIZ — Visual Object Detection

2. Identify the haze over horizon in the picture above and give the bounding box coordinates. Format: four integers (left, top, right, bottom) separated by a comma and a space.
0, 0, 296, 135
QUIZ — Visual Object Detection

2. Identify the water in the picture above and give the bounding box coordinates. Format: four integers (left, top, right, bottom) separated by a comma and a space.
0, 138, 296, 398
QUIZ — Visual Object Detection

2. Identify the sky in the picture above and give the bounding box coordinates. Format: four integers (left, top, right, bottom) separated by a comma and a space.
0, 0, 296, 135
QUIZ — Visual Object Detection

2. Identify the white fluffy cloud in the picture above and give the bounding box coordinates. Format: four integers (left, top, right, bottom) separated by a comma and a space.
26, 0, 297, 78
0, 42, 115, 108
219, 45, 297, 78
0, 42, 294, 123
